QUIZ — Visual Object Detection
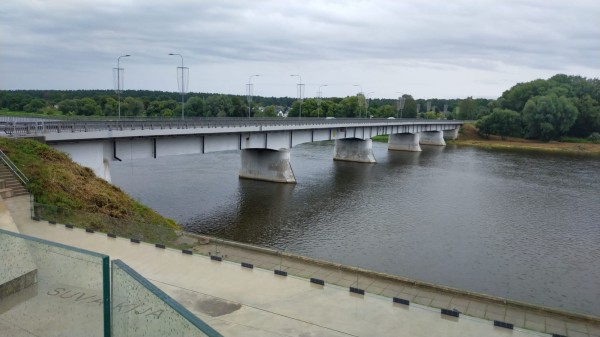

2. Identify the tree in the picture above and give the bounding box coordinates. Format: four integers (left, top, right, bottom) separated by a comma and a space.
255, 105, 277, 117
402, 95, 417, 118
185, 96, 205, 117
23, 98, 46, 113
78, 98, 101, 116
205, 95, 233, 117
58, 99, 79, 115
569, 94, 600, 137
102, 97, 118, 116
522, 94, 578, 141
458, 97, 478, 120
476, 108, 522, 139
122, 97, 145, 116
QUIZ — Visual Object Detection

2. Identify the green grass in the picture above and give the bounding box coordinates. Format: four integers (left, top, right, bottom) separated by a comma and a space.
0, 137, 178, 243
560, 137, 600, 144
371, 135, 389, 142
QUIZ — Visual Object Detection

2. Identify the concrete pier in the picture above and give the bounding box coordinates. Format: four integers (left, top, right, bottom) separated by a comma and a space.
239, 149, 296, 183
52, 141, 112, 182
333, 139, 376, 163
419, 131, 447, 146
388, 133, 422, 152
444, 128, 460, 140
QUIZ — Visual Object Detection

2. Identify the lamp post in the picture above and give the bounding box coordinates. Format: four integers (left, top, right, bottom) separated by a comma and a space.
353, 84, 363, 118
169, 53, 188, 119
317, 84, 328, 118
290, 74, 303, 118
247, 74, 260, 118
114, 54, 130, 119
366, 91, 374, 118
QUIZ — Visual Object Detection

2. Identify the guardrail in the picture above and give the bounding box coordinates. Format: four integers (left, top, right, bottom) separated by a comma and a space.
0, 118, 464, 136
0, 148, 29, 187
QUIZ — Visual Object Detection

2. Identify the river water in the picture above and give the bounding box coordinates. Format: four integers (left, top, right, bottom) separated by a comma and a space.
111, 141, 600, 316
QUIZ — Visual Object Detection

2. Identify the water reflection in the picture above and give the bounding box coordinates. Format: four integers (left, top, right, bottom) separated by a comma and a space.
112, 141, 600, 316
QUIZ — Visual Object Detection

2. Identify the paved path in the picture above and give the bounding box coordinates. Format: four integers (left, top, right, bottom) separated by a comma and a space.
2, 195, 598, 337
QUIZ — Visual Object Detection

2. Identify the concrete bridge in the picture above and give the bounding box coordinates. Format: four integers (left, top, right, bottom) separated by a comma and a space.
3, 118, 462, 183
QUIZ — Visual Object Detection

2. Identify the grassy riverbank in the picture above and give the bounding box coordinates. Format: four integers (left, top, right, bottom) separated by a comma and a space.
372, 124, 600, 155
451, 124, 600, 155
0, 137, 179, 242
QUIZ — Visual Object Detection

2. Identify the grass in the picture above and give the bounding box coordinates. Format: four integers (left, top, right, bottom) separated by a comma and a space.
449, 124, 600, 155
371, 135, 389, 142
0, 137, 179, 243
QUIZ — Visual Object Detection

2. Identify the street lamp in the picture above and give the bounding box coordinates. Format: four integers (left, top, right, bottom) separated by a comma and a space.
366, 91, 374, 118
290, 74, 303, 118
353, 84, 363, 118
317, 84, 328, 118
113, 54, 130, 119
169, 53, 188, 119
247, 74, 260, 118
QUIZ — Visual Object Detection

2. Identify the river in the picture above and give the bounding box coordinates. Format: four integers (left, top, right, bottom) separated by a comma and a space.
111, 141, 600, 316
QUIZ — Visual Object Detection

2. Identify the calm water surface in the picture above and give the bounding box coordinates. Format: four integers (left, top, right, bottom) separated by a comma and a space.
112, 142, 600, 316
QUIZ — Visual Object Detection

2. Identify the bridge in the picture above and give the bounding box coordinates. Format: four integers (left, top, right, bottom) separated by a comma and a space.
3, 118, 463, 183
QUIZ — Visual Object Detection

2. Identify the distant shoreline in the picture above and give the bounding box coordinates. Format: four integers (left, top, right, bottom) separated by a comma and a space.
451, 123, 600, 155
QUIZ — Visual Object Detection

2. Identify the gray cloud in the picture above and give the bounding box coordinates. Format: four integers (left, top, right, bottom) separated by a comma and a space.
1, 0, 598, 98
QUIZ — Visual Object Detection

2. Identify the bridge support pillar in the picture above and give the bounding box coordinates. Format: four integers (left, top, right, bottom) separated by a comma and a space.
51, 141, 112, 182
419, 131, 446, 146
333, 139, 376, 163
239, 149, 296, 183
388, 133, 422, 152
443, 128, 460, 140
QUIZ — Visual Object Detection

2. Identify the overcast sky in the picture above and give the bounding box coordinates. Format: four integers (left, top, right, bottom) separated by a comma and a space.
1, 0, 598, 99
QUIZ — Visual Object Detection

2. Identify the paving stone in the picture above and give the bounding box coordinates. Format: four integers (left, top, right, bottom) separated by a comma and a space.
413, 296, 433, 306
566, 329, 589, 337
566, 321, 590, 334
524, 320, 545, 332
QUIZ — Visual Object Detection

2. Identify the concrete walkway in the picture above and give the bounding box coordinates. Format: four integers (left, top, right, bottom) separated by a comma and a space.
2, 195, 598, 337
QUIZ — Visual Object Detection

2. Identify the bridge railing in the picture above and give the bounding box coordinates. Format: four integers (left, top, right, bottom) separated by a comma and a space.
1, 117, 464, 136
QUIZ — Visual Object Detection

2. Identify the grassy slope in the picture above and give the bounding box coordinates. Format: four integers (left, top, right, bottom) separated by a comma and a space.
0, 137, 179, 243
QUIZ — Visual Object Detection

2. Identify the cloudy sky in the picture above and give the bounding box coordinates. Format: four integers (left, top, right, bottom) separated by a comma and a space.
1, 0, 598, 99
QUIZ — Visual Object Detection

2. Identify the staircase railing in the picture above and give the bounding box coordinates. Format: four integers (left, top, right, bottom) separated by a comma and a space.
0, 148, 29, 187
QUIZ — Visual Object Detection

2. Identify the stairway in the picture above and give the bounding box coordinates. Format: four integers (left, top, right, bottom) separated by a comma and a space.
0, 164, 29, 198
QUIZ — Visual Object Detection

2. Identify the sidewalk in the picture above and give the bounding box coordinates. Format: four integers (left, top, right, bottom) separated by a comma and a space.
3, 194, 598, 337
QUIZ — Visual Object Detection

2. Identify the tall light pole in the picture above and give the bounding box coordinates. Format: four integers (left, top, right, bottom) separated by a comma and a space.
169, 53, 188, 119
366, 91, 374, 118
114, 54, 130, 119
290, 74, 303, 118
247, 74, 260, 118
353, 84, 363, 118
317, 84, 328, 118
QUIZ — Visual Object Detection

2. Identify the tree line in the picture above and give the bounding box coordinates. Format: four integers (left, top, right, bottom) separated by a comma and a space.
0, 89, 489, 120
476, 74, 600, 141
1, 74, 598, 141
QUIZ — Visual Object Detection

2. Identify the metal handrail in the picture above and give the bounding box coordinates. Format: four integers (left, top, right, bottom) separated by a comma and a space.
0, 148, 29, 187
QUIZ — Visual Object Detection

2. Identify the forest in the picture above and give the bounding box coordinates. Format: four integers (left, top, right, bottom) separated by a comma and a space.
1, 74, 598, 141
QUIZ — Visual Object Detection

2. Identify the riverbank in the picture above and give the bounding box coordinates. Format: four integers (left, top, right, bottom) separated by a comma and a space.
373, 124, 600, 155
4, 194, 600, 337
450, 123, 600, 155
